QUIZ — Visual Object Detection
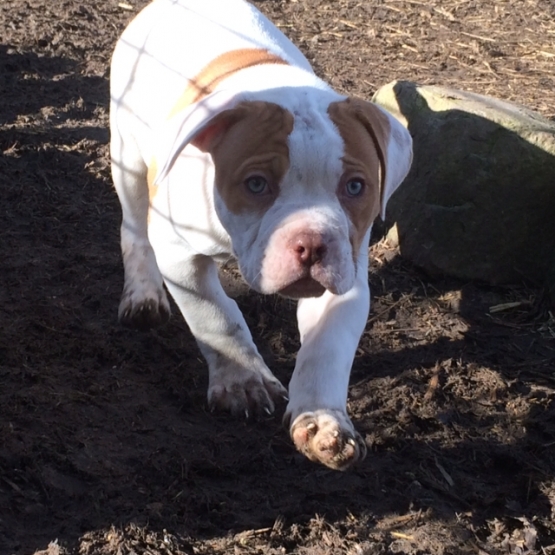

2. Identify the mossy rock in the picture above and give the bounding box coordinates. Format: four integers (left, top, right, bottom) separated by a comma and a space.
374, 81, 555, 291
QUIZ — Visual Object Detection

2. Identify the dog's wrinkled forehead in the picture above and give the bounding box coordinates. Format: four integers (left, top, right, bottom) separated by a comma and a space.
283, 107, 345, 193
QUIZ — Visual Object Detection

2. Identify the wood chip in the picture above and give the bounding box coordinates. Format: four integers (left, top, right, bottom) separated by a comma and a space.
390, 531, 415, 540
460, 31, 496, 42
435, 460, 455, 487
489, 301, 527, 313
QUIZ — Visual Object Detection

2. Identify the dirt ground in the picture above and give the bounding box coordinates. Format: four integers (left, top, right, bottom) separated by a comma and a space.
1, 0, 555, 553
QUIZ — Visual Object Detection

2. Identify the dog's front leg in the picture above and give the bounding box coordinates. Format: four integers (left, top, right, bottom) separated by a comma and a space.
158, 249, 288, 418
284, 247, 371, 471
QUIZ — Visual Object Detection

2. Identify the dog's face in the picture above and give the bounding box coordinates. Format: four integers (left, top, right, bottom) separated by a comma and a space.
190, 97, 410, 298
156, 93, 412, 298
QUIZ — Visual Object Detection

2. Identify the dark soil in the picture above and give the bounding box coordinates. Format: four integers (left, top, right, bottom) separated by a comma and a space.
1, 1, 554, 554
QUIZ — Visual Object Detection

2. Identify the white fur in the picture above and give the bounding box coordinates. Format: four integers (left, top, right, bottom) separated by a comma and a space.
110, 0, 412, 469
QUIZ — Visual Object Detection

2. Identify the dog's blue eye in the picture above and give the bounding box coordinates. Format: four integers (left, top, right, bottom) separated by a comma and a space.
346, 179, 364, 197
245, 176, 268, 194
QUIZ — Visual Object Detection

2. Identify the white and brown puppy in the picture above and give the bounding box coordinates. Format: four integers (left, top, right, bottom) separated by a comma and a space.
110, 0, 412, 470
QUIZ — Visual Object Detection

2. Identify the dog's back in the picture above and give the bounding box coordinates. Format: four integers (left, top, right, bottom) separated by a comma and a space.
110, 0, 313, 134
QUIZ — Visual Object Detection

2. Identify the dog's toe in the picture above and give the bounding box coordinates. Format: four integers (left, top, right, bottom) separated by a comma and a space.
118, 288, 171, 330
288, 410, 366, 471
208, 370, 288, 419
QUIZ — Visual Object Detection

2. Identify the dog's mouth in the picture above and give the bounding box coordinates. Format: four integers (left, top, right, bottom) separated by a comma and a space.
278, 277, 326, 299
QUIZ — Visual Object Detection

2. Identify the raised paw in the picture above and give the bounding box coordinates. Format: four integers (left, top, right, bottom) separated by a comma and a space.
208, 361, 288, 419
118, 286, 171, 330
287, 409, 367, 471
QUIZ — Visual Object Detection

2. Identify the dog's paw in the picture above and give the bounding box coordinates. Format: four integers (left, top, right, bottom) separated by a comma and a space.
118, 285, 171, 330
286, 409, 367, 471
208, 362, 288, 418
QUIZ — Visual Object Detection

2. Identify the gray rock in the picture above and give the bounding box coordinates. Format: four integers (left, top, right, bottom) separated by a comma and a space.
373, 81, 555, 290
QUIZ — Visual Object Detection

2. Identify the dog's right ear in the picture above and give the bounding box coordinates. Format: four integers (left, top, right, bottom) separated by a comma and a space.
348, 99, 413, 221
329, 98, 413, 221
152, 90, 250, 185
188, 106, 248, 153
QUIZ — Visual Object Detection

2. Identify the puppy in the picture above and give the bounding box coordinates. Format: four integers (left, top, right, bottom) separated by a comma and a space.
110, 0, 412, 470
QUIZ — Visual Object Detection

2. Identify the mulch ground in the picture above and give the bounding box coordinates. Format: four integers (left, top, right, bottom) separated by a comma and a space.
1, 1, 554, 554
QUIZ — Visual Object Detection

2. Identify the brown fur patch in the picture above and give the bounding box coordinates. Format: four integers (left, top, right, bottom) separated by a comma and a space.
147, 49, 289, 205
168, 49, 289, 119
328, 98, 391, 254
197, 101, 294, 215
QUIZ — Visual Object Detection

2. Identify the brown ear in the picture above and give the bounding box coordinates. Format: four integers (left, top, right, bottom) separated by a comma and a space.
153, 96, 293, 188
345, 97, 390, 188
191, 100, 294, 155
190, 106, 247, 152
329, 97, 413, 219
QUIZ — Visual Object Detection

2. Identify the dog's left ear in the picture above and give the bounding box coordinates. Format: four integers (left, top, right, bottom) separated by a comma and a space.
336, 98, 413, 220
152, 90, 250, 185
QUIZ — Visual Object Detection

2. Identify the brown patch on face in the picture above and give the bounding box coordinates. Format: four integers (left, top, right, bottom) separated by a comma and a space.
328, 98, 391, 254
168, 49, 289, 118
149, 51, 286, 205
193, 101, 294, 215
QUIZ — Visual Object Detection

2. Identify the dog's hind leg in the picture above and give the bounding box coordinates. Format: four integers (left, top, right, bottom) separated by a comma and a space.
110, 124, 170, 330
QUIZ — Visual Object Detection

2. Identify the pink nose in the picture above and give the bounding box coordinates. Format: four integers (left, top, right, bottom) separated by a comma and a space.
291, 232, 327, 266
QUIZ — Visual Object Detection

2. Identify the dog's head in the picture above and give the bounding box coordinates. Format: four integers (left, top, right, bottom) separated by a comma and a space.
154, 89, 412, 298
